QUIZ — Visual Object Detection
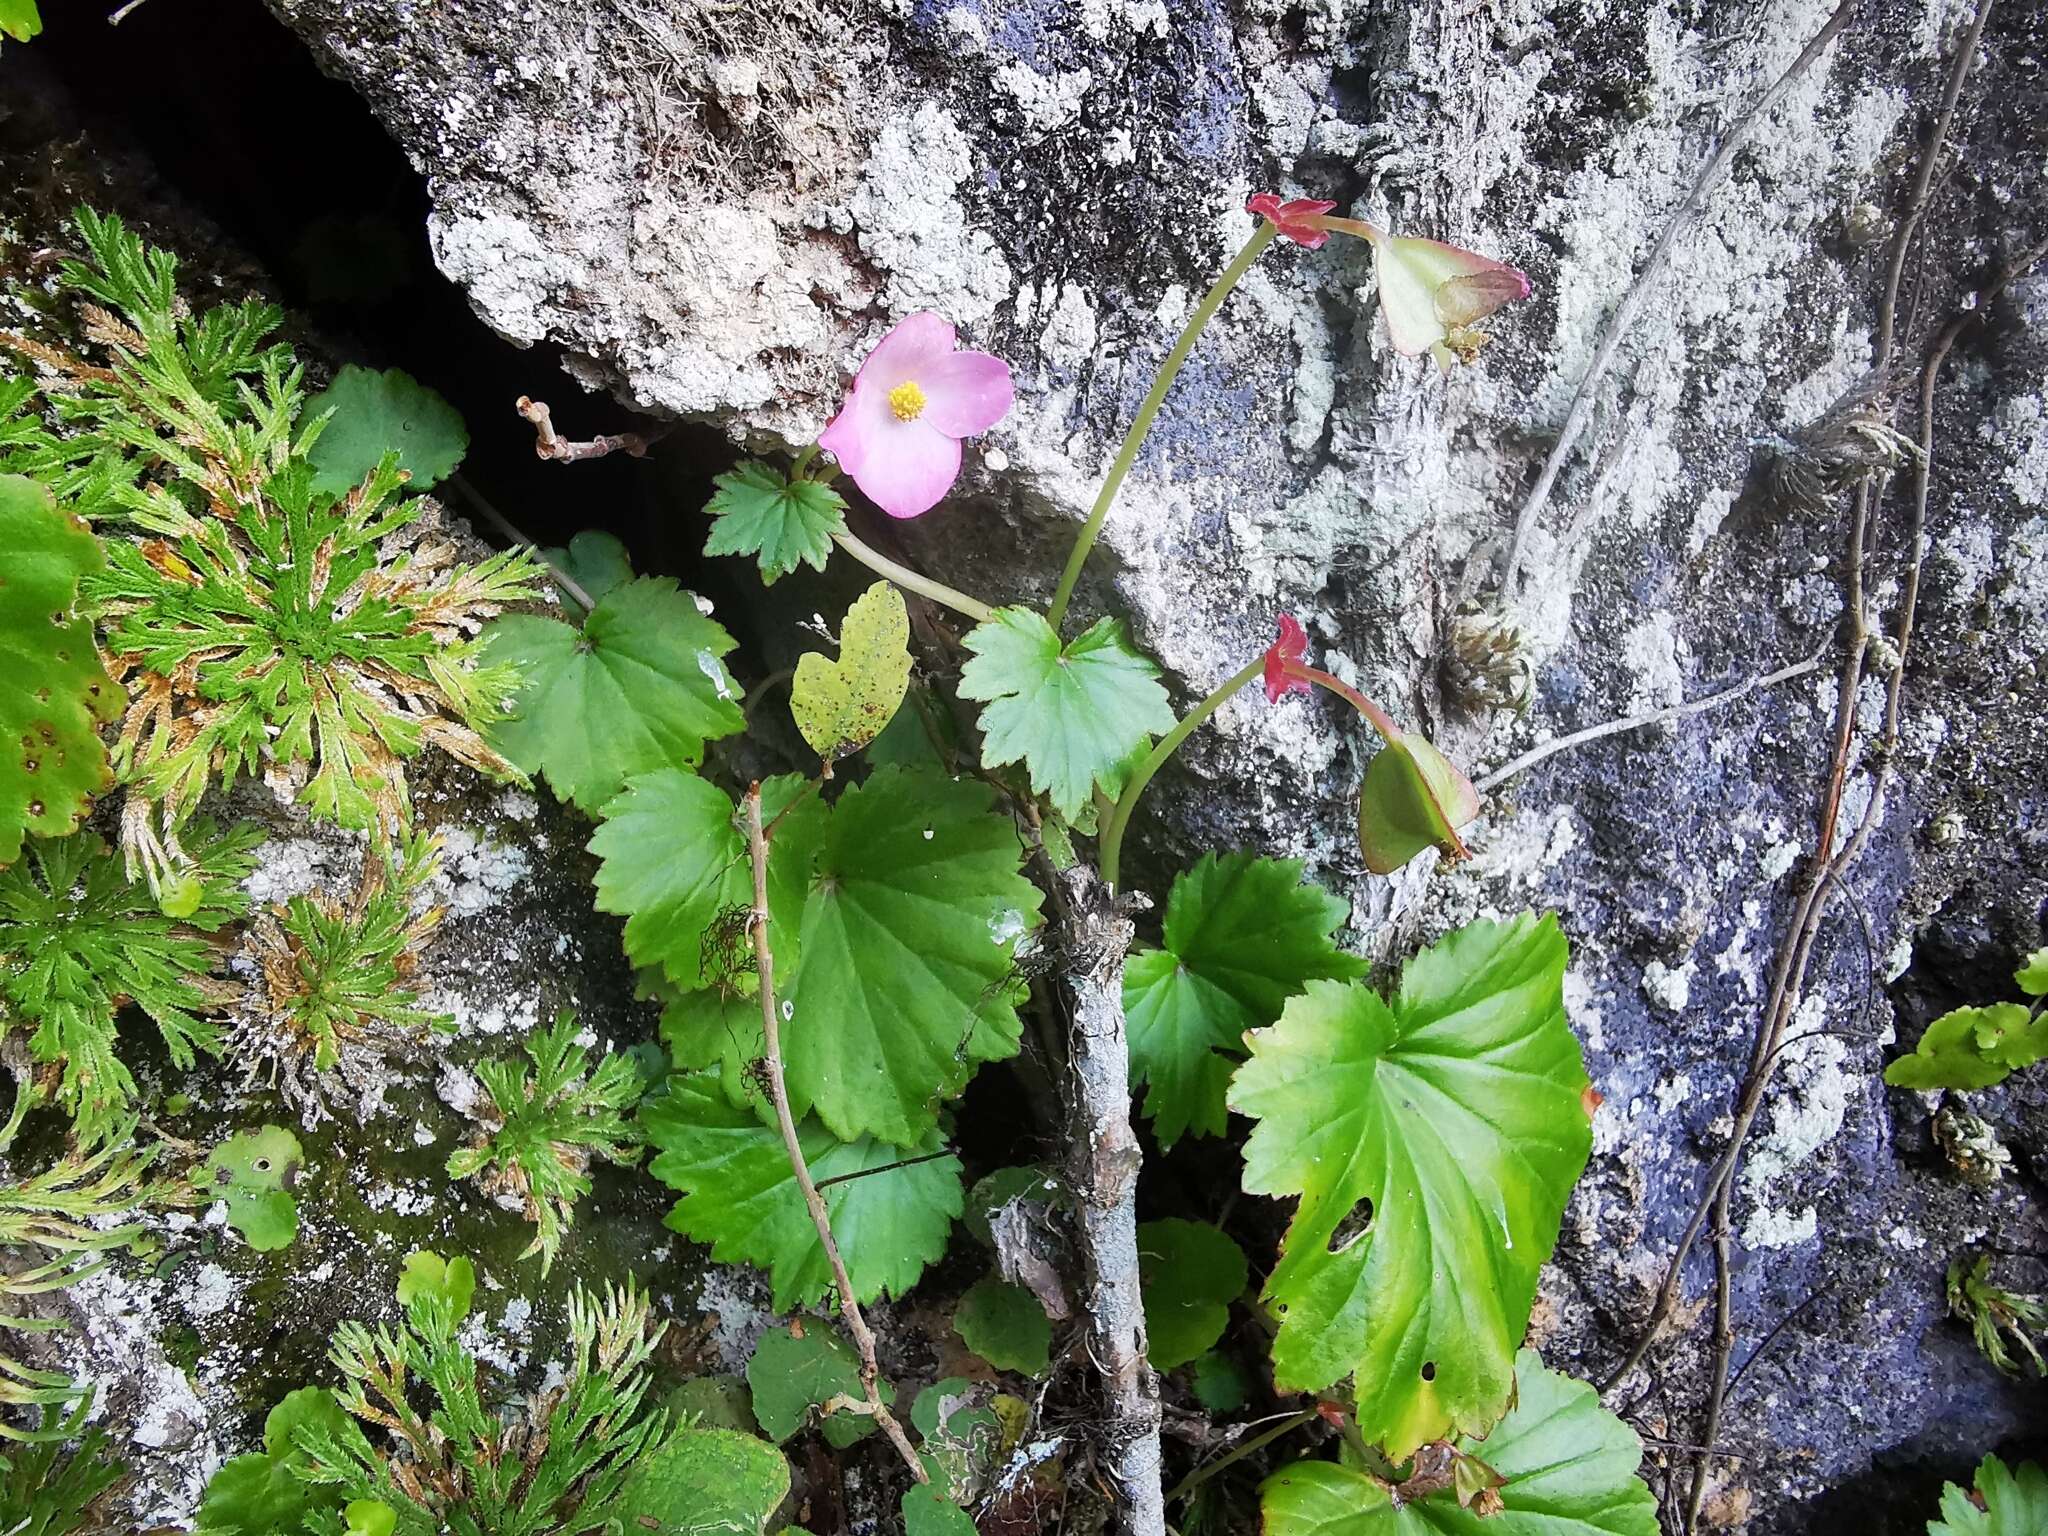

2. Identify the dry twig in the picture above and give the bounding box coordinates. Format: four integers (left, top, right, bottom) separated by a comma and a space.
742, 782, 926, 1484
517, 395, 663, 464
1500, 0, 1858, 589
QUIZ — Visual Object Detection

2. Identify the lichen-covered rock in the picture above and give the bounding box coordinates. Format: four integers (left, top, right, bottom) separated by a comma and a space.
54, 0, 2048, 1524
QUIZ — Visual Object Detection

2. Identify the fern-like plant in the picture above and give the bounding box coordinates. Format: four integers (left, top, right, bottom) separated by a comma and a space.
1949, 1253, 2046, 1377
0, 824, 255, 1141
0, 1127, 157, 1440
197, 1252, 680, 1535
239, 830, 447, 1117
0, 209, 546, 890
446, 1014, 643, 1272
0, 1403, 127, 1535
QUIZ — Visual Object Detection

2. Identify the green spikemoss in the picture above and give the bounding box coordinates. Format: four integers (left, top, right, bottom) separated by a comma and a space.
0, 209, 546, 890
0, 825, 255, 1141
447, 1014, 645, 1273
238, 830, 449, 1119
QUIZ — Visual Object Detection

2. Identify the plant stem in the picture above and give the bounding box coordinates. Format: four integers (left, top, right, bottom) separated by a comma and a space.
742, 784, 926, 1484
832, 530, 993, 625
1100, 658, 1262, 889
1162, 1408, 1321, 1506
790, 443, 819, 478
1044, 225, 1278, 634
444, 474, 597, 613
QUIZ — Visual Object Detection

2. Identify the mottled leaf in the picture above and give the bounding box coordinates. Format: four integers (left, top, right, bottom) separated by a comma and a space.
791, 582, 912, 762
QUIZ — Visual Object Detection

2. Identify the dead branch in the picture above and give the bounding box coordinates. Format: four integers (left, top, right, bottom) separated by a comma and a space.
1056, 864, 1164, 1536
516, 395, 663, 464
742, 782, 926, 1484
1501, 0, 1858, 589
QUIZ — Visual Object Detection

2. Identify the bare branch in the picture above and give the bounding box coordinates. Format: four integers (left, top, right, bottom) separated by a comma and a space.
742, 783, 927, 1484
516, 395, 663, 464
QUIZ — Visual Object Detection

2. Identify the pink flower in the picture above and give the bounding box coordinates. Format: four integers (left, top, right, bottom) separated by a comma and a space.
1246, 193, 1338, 250
1263, 614, 1313, 702
818, 312, 1013, 519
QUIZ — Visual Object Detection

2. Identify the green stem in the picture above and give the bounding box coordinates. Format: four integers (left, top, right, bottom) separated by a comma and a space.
789, 443, 820, 478
1044, 224, 1278, 634
1295, 664, 1399, 743
1100, 656, 1263, 889
831, 530, 994, 624
1163, 1408, 1321, 1506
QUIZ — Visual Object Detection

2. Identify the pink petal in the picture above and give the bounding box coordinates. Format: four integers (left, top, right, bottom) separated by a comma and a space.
921, 349, 1013, 437
849, 416, 961, 519
861, 311, 956, 391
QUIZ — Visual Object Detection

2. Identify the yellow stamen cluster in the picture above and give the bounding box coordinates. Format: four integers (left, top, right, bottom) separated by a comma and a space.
887, 380, 927, 422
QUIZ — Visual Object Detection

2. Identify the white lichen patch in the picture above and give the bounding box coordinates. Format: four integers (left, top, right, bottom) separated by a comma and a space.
432, 826, 532, 918
849, 101, 1014, 327
1642, 958, 1694, 1014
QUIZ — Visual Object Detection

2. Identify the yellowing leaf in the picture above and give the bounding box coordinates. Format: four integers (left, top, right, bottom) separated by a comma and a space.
1227, 914, 1589, 1457
791, 582, 912, 763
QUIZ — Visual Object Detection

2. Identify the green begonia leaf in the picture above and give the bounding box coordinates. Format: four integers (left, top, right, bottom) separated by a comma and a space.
613, 1424, 791, 1534
540, 529, 634, 604
1931, 1456, 2048, 1536
193, 1387, 352, 1534
1188, 1350, 1251, 1413
643, 1073, 962, 1311
592, 772, 819, 993
0, 475, 119, 866
963, 1165, 1061, 1246
1138, 1218, 1247, 1370
954, 1274, 1052, 1375
1125, 852, 1367, 1146
666, 1374, 758, 1436
2018, 949, 2048, 1000
1257, 1350, 1656, 1536
202, 1126, 303, 1252
703, 460, 848, 584
0, 0, 42, 43
783, 764, 1042, 1145
343, 1501, 397, 1536
959, 608, 1174, 820
746, 1325, 884, 1448
903, 1485, 981, 1536
1227, 913, 1591, 1458
1885, 1003, 2048, 1091
301, 364, 467, 495
483, 578, 745, 813
791, 582, 912, 762
395, 1250, 476, 1321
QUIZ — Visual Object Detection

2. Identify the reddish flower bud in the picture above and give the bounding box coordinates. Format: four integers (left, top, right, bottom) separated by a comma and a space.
1246, 193, 1338, 250
1263, 614, 1314, 702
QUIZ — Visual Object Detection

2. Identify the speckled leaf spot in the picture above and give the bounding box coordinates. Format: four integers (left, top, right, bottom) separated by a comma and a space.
791, 581, 913, 763
1227, 913, 1592, 1458
482, 576, 746, 813
958, 607, 1175, 820
0, 474, 119, 866
1257, 1350, 1657, 1535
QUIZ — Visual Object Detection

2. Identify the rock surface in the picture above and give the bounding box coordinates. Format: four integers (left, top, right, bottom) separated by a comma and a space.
31, 0, 2048, 1525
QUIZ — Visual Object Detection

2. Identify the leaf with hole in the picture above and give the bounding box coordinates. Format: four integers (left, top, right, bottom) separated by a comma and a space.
1930, 1456, 2048, 1536
643, 1072, 962, 1312
0, 475, 119, 866
746, 1325, 887, 1449
202, 1126, 303, 1252
301, 364, 468, 495
959, 607, 1174, 820
703, 459, 848, 584
954, 1273, 1051, 1375
483, 578, 745, 813
1256, 1349, 1657, 1535
781, 764, 1043, 1146
1228, 913, 1591, 1457
1138, 1219, 1247, 1370
1885, 1004, 2048, 1092
791, 582, 913, 763
1125, 852, 1367, 1147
